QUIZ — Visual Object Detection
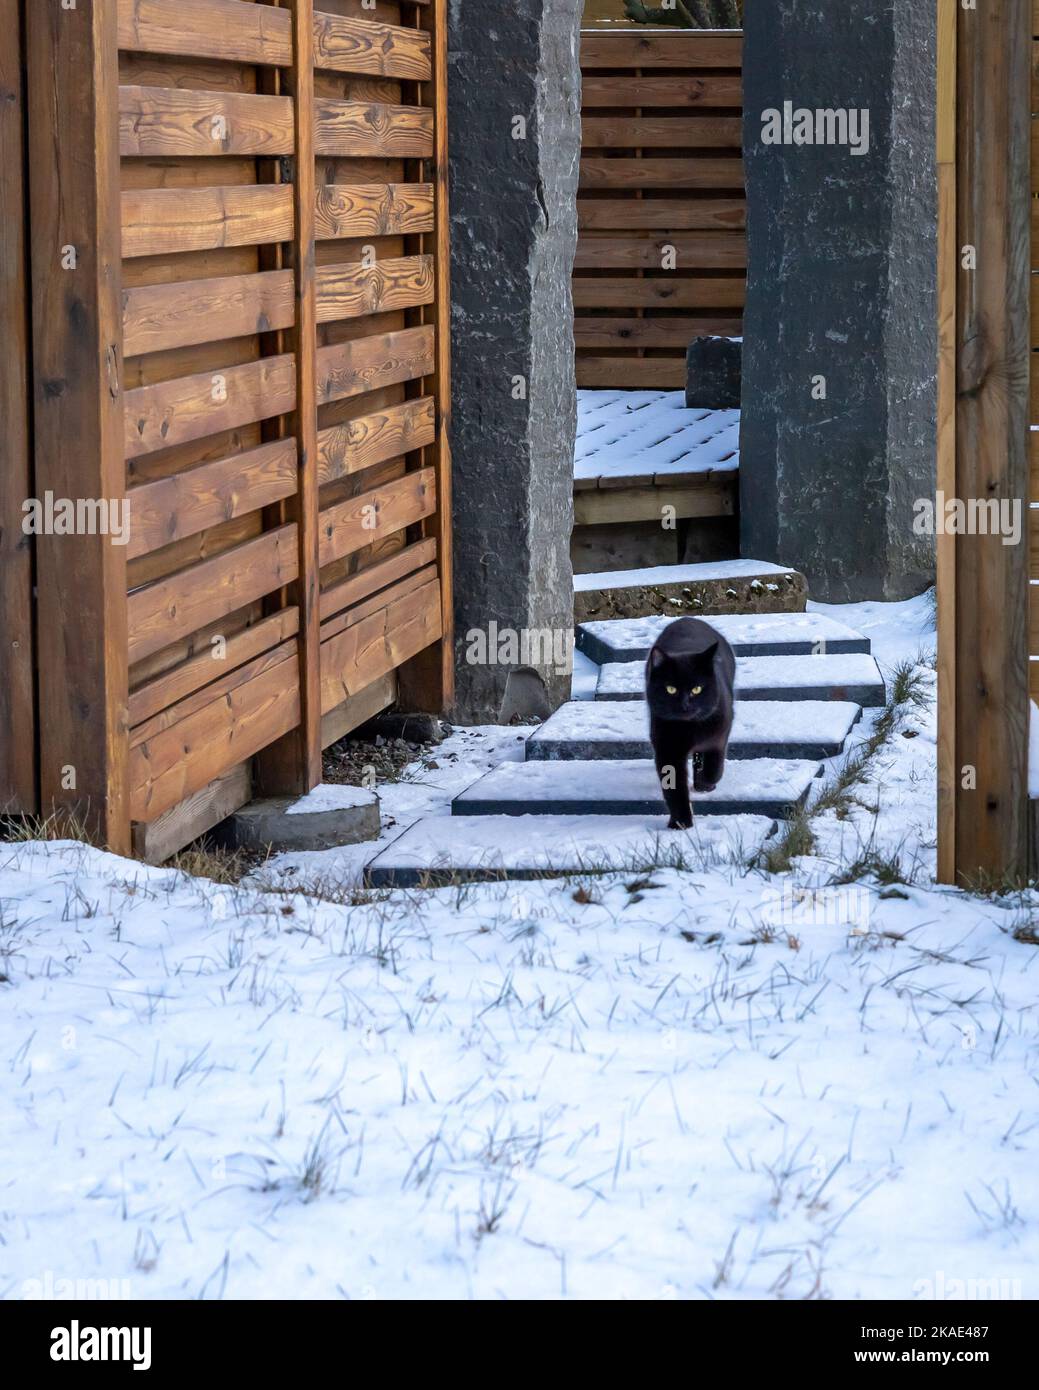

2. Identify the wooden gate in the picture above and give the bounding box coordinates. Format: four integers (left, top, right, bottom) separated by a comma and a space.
575, 27, 745, 390
12, 0, 451, 858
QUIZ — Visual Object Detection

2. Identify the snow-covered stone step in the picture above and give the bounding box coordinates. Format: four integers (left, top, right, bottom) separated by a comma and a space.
596, 653, 887, 708
577, 611, 871, 664
526, 699, 861, 763
574, 559, 807, 623
452, 758, 821, 821
365, 813, 778, 887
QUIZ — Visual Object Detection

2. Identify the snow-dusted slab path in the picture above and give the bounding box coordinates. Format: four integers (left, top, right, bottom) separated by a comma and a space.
596, 653, 887, 707
574, 558, 794, 595
575, 390, 739, 485
527, 699, 861, 763
452, 758, 821, 821
578, 612, 871, 664
365, 813, 776, 886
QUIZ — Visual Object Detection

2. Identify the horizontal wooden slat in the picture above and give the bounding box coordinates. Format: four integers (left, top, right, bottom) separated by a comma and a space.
124, 353, 296, 459
128, 607, 300, 729
122, 269, 294, 357
126, 438, 298, 559
119, 85, 293, 157
581, 116, 742, 149
315, 183, 434, 239
313, 10, 431, 80
317, 325, 435, 404
317, 397, 436, 485
121, 185, 294, 258
127, 523, 299, 664
118, 0, 293, 66
320, 576, 442, 714
578, 197, 745, 231
574, 315, 741, 349
573, 277, 745, 310
574, 232, 745, 270
580, 33, 743, 69
318, 466, 437, 568
316, 254, 435, 323
580, 158, 744, 191
582, 75, 742, 108
315, 99, 433, 158
575, 481, 735, 527
319, 537, 437, 623
130, 650, 301, 822
577, 358, 689, 390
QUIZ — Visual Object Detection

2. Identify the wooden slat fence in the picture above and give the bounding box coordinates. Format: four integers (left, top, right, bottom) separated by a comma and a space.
575, 28, 745, 390
7, 0, 451, 857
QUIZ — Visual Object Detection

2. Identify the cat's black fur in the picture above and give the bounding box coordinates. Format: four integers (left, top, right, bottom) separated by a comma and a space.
645, 617, 736, 829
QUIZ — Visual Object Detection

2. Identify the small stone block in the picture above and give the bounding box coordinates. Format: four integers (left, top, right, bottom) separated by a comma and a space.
228, 789, 381, 852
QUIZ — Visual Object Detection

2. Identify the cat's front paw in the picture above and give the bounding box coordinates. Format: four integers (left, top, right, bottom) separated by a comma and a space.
694, 781, 717, 795
667, 815, 694, 831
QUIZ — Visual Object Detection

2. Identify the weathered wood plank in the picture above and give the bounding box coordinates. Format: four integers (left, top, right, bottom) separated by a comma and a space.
320, 576, 442, 714
128, 607, 300, 729
948, 0, 1031, 880
574, 315, 741, 349
582, 74, 743, 107
316, 397, 436, 484
316, 254, 435, 322
132, 761, 252, 863
127, 524, 300, 665
313, 11, 431, 81
575, 482, 735, 527
580, 158, 744, 191
580, 33, 742, 70
117, 0, 293, 67
581, 116, 742, 149
572, 277, 746, 309
315, 99, 433, 157
578, 197, 745, 231
576, 358, 688, 390
121, 184, 295, 258
126, 439, 298, 559
315, 183, 434, 239
319, 537, 437, 623
119, 85, 294, 157
27, 0, 130, 849
318, 467, 437, 568
574, 232, 746, 271
122, 270, 295, 357
0, 0, 36, 813
124, 354, 296, 459
317, 325, 435, 403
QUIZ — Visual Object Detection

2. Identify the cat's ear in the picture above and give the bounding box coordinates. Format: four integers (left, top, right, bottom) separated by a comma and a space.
649, 648, 665, 669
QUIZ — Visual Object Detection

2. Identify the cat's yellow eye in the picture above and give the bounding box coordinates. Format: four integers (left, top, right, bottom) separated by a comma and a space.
666, 685, 678, 695
691, 686, 703, 696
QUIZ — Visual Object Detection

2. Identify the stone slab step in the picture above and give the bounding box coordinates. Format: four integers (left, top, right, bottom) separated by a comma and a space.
574, 559, 807, 623
452, 757, 822, 821
577, 611, 871, 664
595, 653, 887, 708
526, 699, 861, 763
365, 813, 778, 887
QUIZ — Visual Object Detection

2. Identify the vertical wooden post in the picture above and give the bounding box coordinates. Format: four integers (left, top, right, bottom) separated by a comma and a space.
945, 0, 1031, 882
257, 0, 322, 793
26, 0, 129, 853
398, 0, 454, 714
0, 0, 37, 816
935, 0, 957, 883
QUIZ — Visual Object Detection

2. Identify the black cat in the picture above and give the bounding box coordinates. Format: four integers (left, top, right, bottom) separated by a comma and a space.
645, 617, 736, 829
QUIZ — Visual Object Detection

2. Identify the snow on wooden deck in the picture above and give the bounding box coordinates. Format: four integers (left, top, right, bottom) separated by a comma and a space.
575, 389, 739, 484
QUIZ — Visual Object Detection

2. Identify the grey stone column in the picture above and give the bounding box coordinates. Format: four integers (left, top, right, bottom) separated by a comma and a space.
739, 2, 937, 603
446, 0, 581, 722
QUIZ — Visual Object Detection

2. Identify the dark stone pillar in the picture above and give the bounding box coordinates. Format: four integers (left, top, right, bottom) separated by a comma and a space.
447, 0, 581, 721
740, 2, 937, 602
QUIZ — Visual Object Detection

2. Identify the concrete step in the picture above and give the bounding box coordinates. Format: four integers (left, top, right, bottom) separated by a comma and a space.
577, 611, 871, 664
452, 757, 822, 821
526, 698, 861, 763
574, 559, 807, 623
365, 813, 778, 887
595, 652, 887, 708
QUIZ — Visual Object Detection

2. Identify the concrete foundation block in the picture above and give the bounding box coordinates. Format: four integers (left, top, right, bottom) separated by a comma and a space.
227, 790, 381, 853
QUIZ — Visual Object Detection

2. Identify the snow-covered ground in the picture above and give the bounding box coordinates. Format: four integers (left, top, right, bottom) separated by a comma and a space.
2, 595, 1038, 1301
